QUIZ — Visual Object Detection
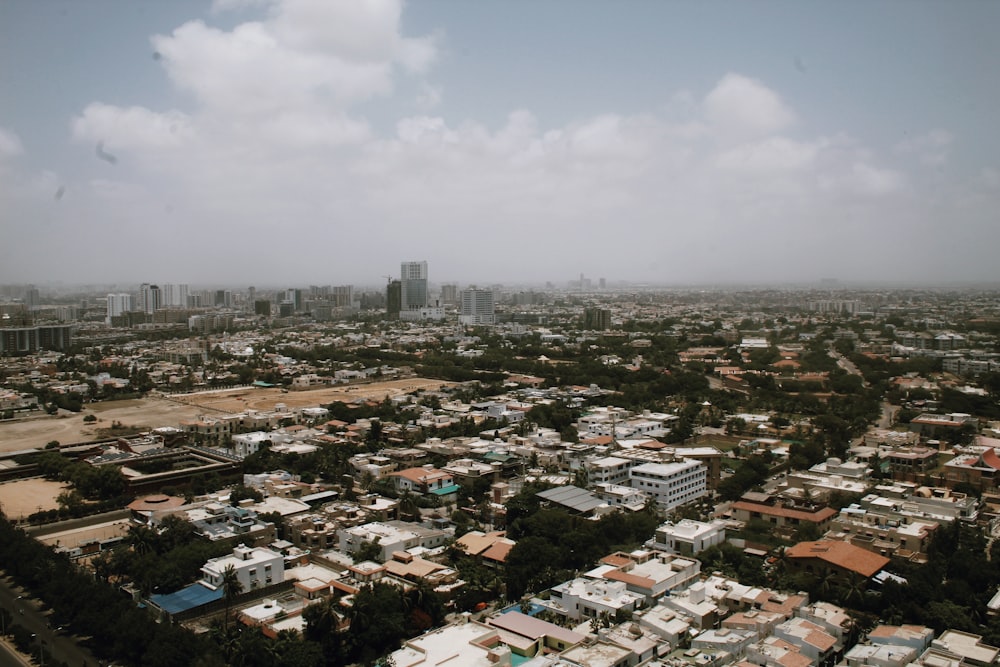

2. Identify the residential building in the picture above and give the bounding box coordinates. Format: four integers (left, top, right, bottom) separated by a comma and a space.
785, 540, 889, 584
106, 292, 132, 323
542, 577, 642, 622
200, 544, 283, 591
139, 283, 162, 314
646, 519, 727, 556
628, 460, 707, 510
459, 288, 496, 325
730, 492, 837, 535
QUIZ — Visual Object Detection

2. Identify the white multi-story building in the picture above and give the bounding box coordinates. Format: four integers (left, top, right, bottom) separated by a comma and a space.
646, 519, 727, 556
106, 293, 132, 323
161, 283, 189, 308
459, 288, 495, 325
138, 283, 162, 314
200, 544, 283, 592
629, 460, 707, 510
544, 577, 642, 621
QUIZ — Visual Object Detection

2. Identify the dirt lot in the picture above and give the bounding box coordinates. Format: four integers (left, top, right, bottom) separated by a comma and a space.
0, 478, 69, 519
175, 377, 453, 414
0, 377, 452, 453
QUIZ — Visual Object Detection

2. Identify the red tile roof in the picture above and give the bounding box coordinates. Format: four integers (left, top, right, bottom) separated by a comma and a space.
786, 540, 889, 578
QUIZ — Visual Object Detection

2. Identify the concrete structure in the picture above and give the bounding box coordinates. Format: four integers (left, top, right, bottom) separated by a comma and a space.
459, 288, 496, 325
200, 544, 284, 591
628, 460, 707, 510
401, 261, 429, 312
543, 577, 641, 622
646, 519, 727, 555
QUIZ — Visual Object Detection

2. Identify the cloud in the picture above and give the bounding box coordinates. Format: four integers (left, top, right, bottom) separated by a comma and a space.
704, 73, 796, 141
895, 129, 953, 167
2, 1, 988, 285
0, 125, 24, 160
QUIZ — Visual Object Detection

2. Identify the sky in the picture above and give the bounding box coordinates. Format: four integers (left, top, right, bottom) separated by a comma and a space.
1, 0, 999, 288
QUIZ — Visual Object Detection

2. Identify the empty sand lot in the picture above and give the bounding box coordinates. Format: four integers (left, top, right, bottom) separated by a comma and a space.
0, 478, 70, 519
0, 378, 452, 454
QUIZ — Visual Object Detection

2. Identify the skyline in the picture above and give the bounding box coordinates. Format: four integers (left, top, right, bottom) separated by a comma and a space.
2, 1, 999, 286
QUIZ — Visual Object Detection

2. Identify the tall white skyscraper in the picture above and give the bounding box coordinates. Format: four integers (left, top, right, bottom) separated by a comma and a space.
106, 293, 132, 324
400, 261, 428, 311
161, 283, 189, 308
138, 283, 162, 314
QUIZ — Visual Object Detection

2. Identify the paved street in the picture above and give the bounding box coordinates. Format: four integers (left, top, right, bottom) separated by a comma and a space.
0, 573, 98, 667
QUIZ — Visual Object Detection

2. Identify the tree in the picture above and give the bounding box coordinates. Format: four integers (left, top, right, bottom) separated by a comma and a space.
222, 564, 244, 631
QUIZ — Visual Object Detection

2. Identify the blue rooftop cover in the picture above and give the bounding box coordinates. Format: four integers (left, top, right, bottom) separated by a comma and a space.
150, 582, 223, 615
429, 484, 461, 496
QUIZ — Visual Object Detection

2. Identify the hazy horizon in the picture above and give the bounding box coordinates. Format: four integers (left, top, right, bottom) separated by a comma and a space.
2, 1, 999, 286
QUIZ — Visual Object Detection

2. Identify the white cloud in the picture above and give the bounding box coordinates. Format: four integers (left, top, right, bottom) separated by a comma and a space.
0, 125, 24, 159
704, 73, 796, 141
3, 3, 985, 285
895, 129, 953, 167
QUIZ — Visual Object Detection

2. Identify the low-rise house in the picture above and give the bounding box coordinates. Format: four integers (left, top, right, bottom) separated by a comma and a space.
542, 578, 641, 622
772, 617, 838, 666
586, 550, 701, 603
694, 628, 757, 660
785, 540, 889, 585
487, 611, 586, 659
646, 519, 727, 556
201, 544, 284, 592
731, 492, 837, 535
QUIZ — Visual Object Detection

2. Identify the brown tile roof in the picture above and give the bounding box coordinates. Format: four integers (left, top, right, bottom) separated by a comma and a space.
732, 501, 837, 523
481, 541, 515, 564
786, 540, 890, 578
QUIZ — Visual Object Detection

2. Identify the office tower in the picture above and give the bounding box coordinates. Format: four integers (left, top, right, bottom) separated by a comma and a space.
254, 300, 271, 317
332, 285, 354, 308
247, 286, 256, 312
459, 288, 495, 325
386, 280, 402, 319
440, 284, 458, 306
106, 293, 132, 324
161, 283, 189, 308
400, 261, 428, 311
24, 286, 40, 310
138, 284, 162, 314
583, 307, 612, 331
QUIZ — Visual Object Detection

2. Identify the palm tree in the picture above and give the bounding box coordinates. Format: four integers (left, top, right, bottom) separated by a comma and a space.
126, 524, 157, 556
222, 564, 244, 631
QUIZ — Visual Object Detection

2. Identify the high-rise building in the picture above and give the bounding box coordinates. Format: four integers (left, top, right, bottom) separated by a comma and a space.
440, 284, 459, 306
583, 307, 612, 331
386, 280, 402, 319
459, 288, 495, 325
138, 284, 162, 314
106, 293, 133, 324
400, 261, 428, 312
332, 285, 354, 308
161, 284, 189, 308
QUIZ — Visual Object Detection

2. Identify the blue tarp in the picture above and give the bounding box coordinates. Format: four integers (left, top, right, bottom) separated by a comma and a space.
429, 484, 461, 496
150, 582, 223, 615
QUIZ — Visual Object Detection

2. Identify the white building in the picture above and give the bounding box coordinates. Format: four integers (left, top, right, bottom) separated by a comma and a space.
543, 577, 642, 622
459, 288, 496, 325
106, 292, 132, 323
629, 460, 707, 510
646, 519, 726, 556
200, 544, 284, 592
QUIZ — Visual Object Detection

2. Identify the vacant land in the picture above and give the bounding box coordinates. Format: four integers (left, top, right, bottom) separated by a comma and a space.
0, 478, 69, 519
175, 377, 453, 414
0, 377, 452, 454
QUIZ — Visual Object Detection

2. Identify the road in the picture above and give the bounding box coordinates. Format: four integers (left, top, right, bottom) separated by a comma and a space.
0, 574, 98, 667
